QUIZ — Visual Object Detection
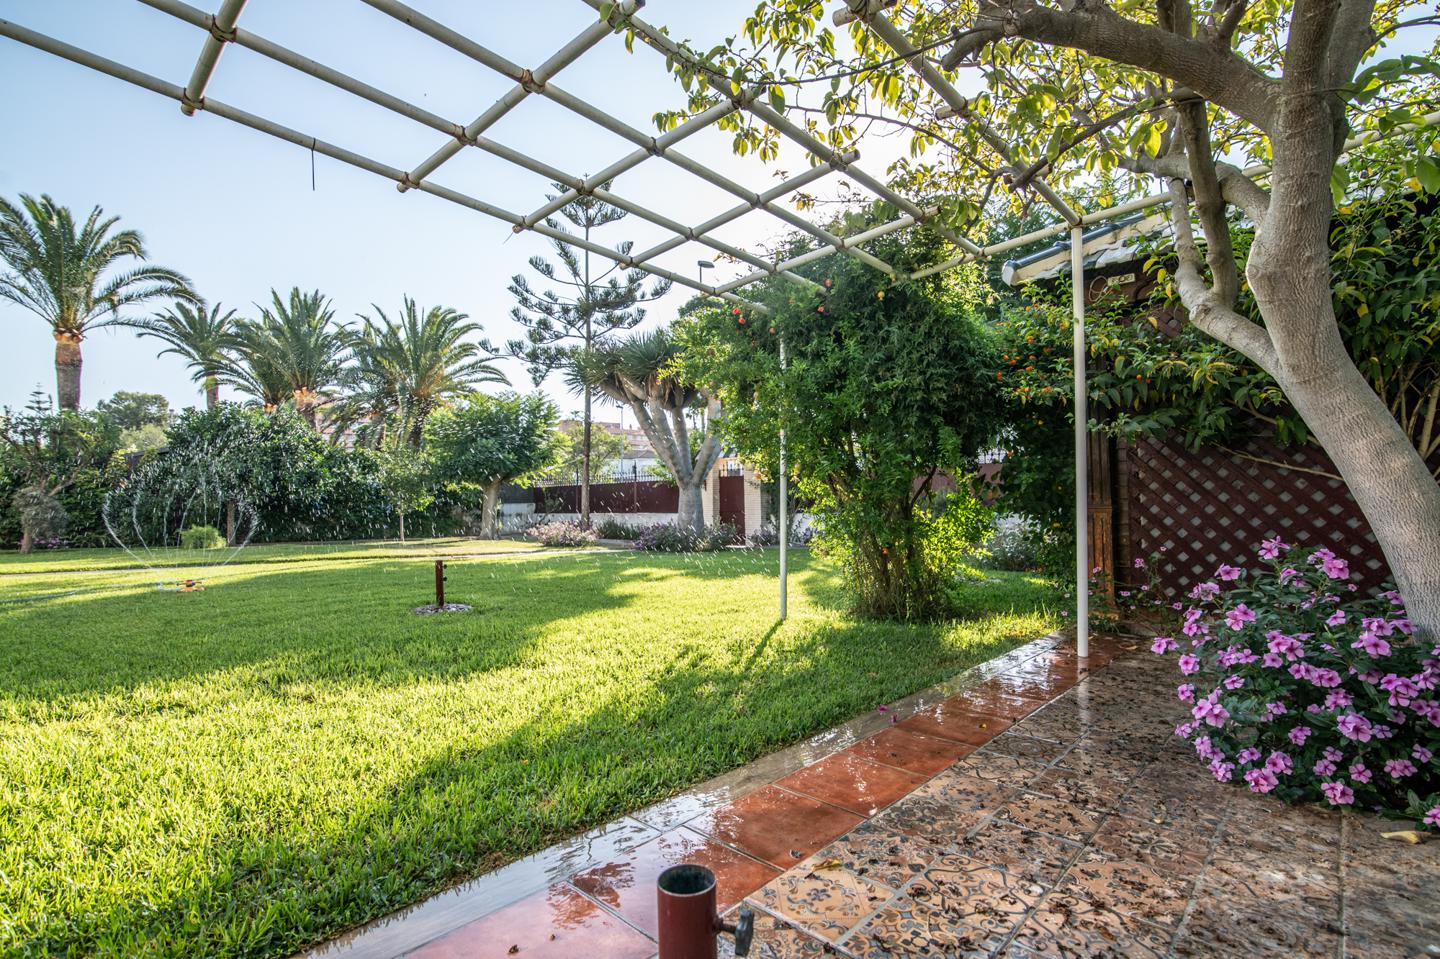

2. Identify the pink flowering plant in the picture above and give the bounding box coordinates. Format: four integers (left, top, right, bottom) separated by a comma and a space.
1152, 539, 1439, 829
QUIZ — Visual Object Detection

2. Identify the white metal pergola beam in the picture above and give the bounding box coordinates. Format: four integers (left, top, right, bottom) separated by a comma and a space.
178, 0, 246, 115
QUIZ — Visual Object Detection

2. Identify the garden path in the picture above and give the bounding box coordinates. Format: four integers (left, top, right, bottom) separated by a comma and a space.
302, 632, 1438, 958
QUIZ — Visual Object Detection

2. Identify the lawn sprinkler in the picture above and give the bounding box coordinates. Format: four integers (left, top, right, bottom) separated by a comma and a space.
413, 560, 471, 614
158, 579, 204, 593
656, 864, 753, 958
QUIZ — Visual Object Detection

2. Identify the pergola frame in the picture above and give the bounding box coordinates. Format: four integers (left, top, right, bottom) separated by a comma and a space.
2, 1, 1431, 650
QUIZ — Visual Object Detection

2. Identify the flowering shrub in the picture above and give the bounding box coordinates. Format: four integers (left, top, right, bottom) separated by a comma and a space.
748, 523, 815, 547
528, 521, 598, 548
1152, 540, 1438, 829
632, 522, 739, 552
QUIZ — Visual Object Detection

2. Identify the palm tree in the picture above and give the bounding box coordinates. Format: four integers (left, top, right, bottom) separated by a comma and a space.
225, 288, 348, 427
574, 328, 722, 531
120, 301, 238, 408
339, 298, 508, 447
0, 193, 197, 410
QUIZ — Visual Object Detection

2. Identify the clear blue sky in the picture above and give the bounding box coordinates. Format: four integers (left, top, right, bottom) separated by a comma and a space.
0, 0, 879, 418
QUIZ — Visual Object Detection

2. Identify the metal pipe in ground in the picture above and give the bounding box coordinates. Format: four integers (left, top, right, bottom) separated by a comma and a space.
656, 864, 753, 958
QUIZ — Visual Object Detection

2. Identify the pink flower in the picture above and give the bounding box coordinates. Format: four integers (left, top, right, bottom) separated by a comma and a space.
1323, 690, 1353, 710
1262, 652, 1283, 668
1175, 721, 1197, 737
1288, 725, 1312, 746
1178, 654, 1200, 675
1152, 636, 1178, 654
1321, 781, 1355, 806
1190, 582, 1221, 602
1224, 674, 1245, 690
1309, 548, 1336, 563
1176, 683, 1196, 702
1225, 604, 1257, 630
1308, 667, 1343, 689
1265, 751, 1293, 774
1264, 702, 1287, 719
1325, 610, 1346, 627
1279, 567, 1300, 584
1134, 557, 1146, 569
1210, 759, 1235, 782
1413, 700, 1440, 726
1336, 713, 1374, 742
1313, 758, 1337, 776
1267, 632, 1304, 661
1193, 692, 1230, 728
1348, 762, 1371, 784
1414, 745, 1433, 764
1321, 556, 1350, 580
1237, 747, 1262, 764
1324, 746, 1344, 762
1216, 564, 1243, 581
1244, 768, 1278, 793
1384, 759, 1416, 779
1259, 537, 1288, 559
1426, 805, 1440, 827
1380, 674, 1419, 707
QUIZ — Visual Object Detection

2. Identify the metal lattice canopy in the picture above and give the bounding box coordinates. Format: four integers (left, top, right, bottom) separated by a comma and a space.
1, 0, 1431, 649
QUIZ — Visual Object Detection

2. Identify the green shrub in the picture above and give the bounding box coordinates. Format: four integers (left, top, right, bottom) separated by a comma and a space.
528, 521, 598, 547
632, 522, 739, 552
595, 515, 638, 539
179, 525, 225, 550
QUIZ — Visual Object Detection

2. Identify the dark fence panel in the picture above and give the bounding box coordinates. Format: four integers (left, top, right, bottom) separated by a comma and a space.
532, 480, 679, 514
1121, 433, 1397, 599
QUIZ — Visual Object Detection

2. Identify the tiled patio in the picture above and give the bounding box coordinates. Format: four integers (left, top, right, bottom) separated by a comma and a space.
305, 632, 1439, 959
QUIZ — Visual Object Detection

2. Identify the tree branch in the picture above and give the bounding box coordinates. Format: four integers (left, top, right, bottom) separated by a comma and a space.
1176, 96, 1240, 305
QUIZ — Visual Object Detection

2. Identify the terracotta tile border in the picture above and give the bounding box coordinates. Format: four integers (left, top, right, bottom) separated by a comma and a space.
299, 629, 1117, 959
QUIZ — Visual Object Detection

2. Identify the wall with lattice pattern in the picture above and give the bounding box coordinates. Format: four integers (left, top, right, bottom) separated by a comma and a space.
1122, 434, 1394, 599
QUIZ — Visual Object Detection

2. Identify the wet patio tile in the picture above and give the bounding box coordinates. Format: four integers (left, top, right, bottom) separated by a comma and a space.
876, 772, 1007, 845
951, 753, 1049, 791
847, 865, 1039, 958
404, 884, 654, 959
899, 699, 1013, 746
1084, 816, 1208, 876
718, 908, 856, 958
946, 820, 1081, 888
1172, 889, 1340, 958
995, 791, 1103, 842
1026, 765, 1130, 811
950, 688, 1051, 722
804, 820, 951, 890
570, 826, 778, 938
776, 753, 929, 817
689, 784, 864, 869
1054, 856, 1191, 928
749, 865, 892, 942
1004, 889, 1173, 958
975, 734, 1072, 766
839, 727, 975, 776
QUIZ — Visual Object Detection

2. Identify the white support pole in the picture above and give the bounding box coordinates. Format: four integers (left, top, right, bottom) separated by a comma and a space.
1070, 226, 1089, 658
179, 0, 246, 115
778, 336, 789, 623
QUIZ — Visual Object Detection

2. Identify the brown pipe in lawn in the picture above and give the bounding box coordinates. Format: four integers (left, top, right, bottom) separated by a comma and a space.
656, 864, 753, 958
434, 560, 445, 608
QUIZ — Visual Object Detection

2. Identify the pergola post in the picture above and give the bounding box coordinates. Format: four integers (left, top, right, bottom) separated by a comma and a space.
1070, 227, 1089, 658
778, 336, 789, 623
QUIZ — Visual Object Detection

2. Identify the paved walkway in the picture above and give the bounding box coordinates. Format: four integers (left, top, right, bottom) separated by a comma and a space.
306, 633, 1438, 959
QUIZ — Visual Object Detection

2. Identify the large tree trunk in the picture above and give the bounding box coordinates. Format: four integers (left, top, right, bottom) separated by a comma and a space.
53, 332, 83, 411
19, 528, 34, 554
677, 482, 705, 532
480, 481, 502, 539
205, 374, 219, 410
398, 510, 406, 543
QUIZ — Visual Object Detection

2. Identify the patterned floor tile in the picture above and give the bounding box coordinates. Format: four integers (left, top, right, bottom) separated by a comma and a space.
570, 826, 778, 937
1026, 765, 1130, 811
976, 734, 1072, 766
749, 865, 893, 942
1054, 856, 1191, 927
951, 753, 1049, 791
719, 908, 856, 958
689, 784, 864, 869
405, 884, 655, 959
946, 820, 1081, 888
847, 866, 1039, 958
1005, 889, 1173, 958
995, 791, 1103, 842
1172, 892, 1340, 958
1084, 816, 1208, 876
840, 727, 975, 776
804, 819, 951, 890
776, 753, 929, 817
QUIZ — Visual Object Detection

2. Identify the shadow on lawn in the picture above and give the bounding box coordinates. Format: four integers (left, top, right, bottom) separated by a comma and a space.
0, 551, 805, 705
42, 620, 996, 959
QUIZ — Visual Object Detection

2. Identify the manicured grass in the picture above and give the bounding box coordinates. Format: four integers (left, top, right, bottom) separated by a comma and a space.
0, 546, 1059, 958
0, 535, 548, 574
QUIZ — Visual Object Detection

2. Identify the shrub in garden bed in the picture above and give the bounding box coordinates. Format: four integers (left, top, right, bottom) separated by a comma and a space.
179, 524, 225, 550
747, 523, 814, 547
594, 515, 638, 540
528, 521, 598, 548
1151, 540, 1438, 829
632, 522, 740, 552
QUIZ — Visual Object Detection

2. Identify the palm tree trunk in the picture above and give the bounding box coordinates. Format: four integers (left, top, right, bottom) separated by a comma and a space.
205, 374, 219, 409
53, 332, 83, 411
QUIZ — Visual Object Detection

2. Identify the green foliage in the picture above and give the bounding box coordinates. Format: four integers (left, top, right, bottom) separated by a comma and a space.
423, 393, 561, 503
118, 423, 168, 452
527, 520, 599, 547
12, 484, 67, 547
995, 189, 1440, 467
118, 301, 240, 408
677, 226, 1003, 618
96, 391, 171, 431
222, 288, 348, 421
534, 420, 630, 484
0, 547, 1057, 958
0, 393, 124, 548
178, 524, 225, 550
631, 521, 740, 552
594, 514, 638, 539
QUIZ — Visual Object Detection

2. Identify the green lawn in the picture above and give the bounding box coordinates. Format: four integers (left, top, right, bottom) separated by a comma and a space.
0, 535, 548, 574
0, 545, 1059, 958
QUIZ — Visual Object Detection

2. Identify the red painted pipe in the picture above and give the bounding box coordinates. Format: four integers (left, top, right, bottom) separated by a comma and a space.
657, 864, 752, 958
